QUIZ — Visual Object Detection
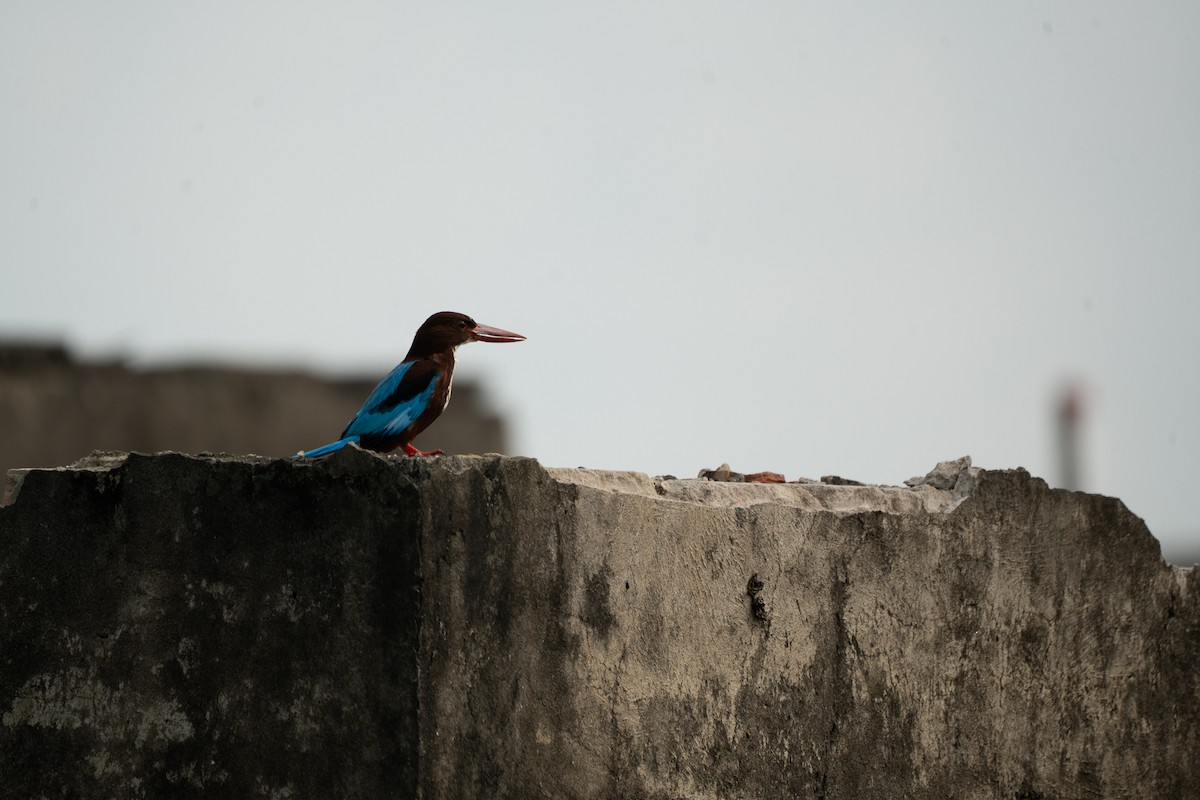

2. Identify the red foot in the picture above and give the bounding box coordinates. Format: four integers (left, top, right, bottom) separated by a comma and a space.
402, 443, 444, 457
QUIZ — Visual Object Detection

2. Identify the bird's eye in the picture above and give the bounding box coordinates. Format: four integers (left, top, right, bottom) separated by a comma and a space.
457, 320, 467, 329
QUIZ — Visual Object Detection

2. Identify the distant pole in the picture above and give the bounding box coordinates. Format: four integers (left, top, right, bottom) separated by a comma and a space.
1058, 385, 1083, 491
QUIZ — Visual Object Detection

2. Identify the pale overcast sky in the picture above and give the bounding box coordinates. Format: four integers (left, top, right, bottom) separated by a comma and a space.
2, 3, 1198, 559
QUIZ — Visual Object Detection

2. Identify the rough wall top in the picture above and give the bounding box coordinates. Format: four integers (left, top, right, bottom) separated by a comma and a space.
5, 449, 976, 514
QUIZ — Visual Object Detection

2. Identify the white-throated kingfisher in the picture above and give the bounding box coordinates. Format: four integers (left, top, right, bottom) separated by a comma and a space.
296, 311, 525, 458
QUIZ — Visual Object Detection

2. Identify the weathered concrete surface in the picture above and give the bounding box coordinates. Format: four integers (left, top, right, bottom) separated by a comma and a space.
1, 450, 425, 798
1, 451, 1196, 799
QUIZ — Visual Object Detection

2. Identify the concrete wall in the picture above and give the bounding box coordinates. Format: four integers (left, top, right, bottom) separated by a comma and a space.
1, 450, 1196, 798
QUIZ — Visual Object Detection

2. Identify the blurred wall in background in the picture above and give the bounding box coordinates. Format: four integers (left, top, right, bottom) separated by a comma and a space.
0, 342, 509, 472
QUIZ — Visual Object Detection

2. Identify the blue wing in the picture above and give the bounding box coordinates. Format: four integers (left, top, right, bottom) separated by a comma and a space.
295, 359, 441, 458
342, 358, 440, 440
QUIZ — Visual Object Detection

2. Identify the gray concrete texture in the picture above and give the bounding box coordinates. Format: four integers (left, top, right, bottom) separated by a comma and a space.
0, 450, 1196, 798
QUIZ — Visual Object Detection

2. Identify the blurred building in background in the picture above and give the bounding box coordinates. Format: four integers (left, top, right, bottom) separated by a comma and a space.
1051, 380, 1198, 566
0, 341, 510, 473
1057, 382, 1085, 492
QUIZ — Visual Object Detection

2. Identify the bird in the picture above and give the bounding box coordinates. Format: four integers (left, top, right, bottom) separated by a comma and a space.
295, 311, 525, 458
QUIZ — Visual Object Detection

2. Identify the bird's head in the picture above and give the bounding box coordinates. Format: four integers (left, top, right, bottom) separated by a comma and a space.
407, 311, 526, 359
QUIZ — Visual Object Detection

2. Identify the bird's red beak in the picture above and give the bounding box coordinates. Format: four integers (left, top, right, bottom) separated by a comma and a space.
471, 323, 526, 343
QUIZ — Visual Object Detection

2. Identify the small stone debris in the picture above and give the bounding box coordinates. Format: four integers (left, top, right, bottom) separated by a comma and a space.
745, 471, 786, 484
820, 475, 864, 486
696, 458, 978, 493
700, 465, 788, 483
698, 464, 744, 482
905, 455, 973, 490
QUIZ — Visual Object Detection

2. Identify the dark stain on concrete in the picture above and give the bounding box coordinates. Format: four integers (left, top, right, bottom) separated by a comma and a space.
582, 563, 617, 639
746, 572, 769, 623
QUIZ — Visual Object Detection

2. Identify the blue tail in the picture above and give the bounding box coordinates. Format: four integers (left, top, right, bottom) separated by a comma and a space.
293, 436, 360, 459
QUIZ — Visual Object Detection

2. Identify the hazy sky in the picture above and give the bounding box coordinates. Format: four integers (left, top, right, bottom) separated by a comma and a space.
3, 3, 1198, 557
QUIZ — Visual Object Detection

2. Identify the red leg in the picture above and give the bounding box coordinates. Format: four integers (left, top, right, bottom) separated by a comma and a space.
402, 443, 444, 457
